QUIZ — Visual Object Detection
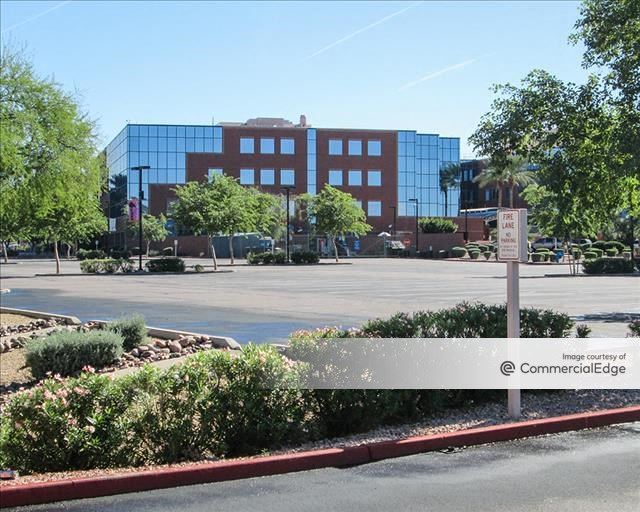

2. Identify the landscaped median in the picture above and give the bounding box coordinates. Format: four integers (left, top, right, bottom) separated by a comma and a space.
1, 405, 638, 508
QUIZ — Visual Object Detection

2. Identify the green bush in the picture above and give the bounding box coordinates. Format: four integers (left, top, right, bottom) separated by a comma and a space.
76, 249, 107, 261
583, 251, 598, 260
571, 248, 582, 259
162, 247, 174, 256
629, 320, 640, 337
582, 257, 635, 274
1, 346, 308, 474
605, 248, 618, 257
469, 250, 481, 260
483, 251, 492, 260
531, 252, 545, 262
107, 314, 147, 351
79, 258, 133, 274
145, 257, 185, 273
291, 251, 320, 264
418, 217, 458, 234
119, 259, 135, 273
450, 247, 467, 258
25, 331, 124, 379
247, 251, 287, 265
79, 259, 102, 273
477, 244, 490, 252
109, 249, 132, 259
437, 249, 449, 258
194, 264, 205, 272
590, 247, 604, 258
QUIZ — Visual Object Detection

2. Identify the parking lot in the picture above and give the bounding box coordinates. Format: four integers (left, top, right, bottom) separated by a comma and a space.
1, 258, 638, 343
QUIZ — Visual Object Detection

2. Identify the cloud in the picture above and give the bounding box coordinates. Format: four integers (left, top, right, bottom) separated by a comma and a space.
398, 57, 480, 92
2, 1, 71, 33
304, 1, 422, 60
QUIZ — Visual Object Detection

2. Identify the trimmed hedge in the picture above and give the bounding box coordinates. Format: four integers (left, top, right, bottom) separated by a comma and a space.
76, 249, 107, 261
290, 251, 320, 264
247, 251, 287, 265
469, 250, 481, 260
107, 314, 147, 351
582, 257, 635, 274
483, 251, 492, 260
25, 331, 124, 379
80, 259, 134, 274
605, 248, 618, 257
418, 217, 458, 234
450, 247, 467, 258
145, 257, 185, 273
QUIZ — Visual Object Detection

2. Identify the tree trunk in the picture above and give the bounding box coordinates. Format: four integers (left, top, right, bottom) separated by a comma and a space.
444, 190, 448, 216
53, 240, 61, 275
510, 184, 516, 208
333, 237, 339, 263
146, 241, 151, 257
66, 243, 72, 260
497, 186, 503, 208
2, 241, 8, 263
229, 235, 235, 265
208, 235, 218, 271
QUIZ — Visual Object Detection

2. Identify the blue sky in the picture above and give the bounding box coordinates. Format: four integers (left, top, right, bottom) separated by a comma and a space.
1, 1, 588, 157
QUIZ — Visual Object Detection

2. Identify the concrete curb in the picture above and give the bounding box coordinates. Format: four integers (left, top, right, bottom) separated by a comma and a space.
34, 270, 235, 277
1, 405, 638, 508
88, 320, 242, 351
0, 307, 81, 325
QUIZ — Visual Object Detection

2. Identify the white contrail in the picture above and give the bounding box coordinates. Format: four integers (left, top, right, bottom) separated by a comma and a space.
2, 1, 72, 33
305, 1, 422, 60
398, 57, 479, 91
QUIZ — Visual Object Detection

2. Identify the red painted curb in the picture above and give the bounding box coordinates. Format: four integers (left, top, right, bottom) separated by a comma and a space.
1, 405, 638, 508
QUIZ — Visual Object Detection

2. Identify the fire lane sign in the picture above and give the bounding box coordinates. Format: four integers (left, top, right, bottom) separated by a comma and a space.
498, 209, 528, 262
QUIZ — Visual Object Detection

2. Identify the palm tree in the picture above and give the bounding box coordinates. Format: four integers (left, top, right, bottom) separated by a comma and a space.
473, 156, 536, 207
502, 155, 537, 208
439, 163, 460, 216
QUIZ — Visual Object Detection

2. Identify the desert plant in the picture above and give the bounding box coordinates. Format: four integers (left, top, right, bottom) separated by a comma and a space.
25, 331, 124, 379
107, 314, 147, 351
145, 257, 185, 273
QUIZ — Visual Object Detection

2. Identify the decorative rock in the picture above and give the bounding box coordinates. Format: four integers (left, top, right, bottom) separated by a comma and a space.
158, 348, 171, 354
155, 340, 167, 349
167, 340, 182, 353
131, 348, 139, 357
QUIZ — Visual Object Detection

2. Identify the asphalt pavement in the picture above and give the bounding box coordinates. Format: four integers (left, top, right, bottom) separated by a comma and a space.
7, 423, 640, 512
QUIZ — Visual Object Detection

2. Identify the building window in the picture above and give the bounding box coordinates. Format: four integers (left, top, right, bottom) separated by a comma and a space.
329, 139, 343, 155
368, 140, 382, 156
348, 139, 362, 156
280, 169, 295, 186
368, 201, 382, 217
240, 137, 254, 154
329, 169, 343, 186
260, 168, 275, 185
280, 138, 295, 154
260, 137, 275, 154
240, 168, 254, 185
368, 170, 382, 186
348, 170, 362, 186
207, 168, 223, 181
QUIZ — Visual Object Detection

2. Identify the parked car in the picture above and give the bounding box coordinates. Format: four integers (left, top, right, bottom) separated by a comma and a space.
572, 238, 592, 246
531, 237, 560, 250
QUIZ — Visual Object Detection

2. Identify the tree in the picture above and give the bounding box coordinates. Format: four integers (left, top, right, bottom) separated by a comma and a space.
128, 213, 169, 256
0, 183, 29, 262
472, 161, 507, 207
1, 47, 105, 273
303, 185, 372, 262
171, 175, 257, 268
439, 163, 460, 216
249, 189, 286, 247
502, 155, 537, 208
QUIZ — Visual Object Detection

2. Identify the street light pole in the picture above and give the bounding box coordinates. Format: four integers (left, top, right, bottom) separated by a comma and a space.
464, 192, 469, 243
281, 185, 295, 262
131, 165, 150, 272
389, 206, 397, 237
409, 198, 419, 256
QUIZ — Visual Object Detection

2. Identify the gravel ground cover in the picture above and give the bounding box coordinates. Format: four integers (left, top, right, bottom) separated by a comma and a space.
1, 388, 637, 487
0, 313, 34, 327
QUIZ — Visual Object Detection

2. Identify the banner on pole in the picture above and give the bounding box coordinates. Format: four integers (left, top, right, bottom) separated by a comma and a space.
128, 198, 140, 222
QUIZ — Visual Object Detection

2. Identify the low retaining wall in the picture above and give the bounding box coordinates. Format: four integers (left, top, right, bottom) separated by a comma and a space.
0, 307, 81, 325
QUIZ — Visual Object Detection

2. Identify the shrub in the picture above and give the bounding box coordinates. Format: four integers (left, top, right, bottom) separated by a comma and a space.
450, 247, 467, 258
469, 250, 481, 260
102, 259, 120, 273
483, 251, 492, 260
162, 247, 174, 256
145, 257, 185, 273
291, 251, 320, 264
576, 324, 592, 338
1, 345, 308, 474
571, 248, 582, 259
194, 264, 205, 272
79, 259, 102, 273
80, 258, 133, 274
109, 249, 131, 259
590, 247, 604, 258
76, 249, 107, 261
583, 251, 598, 260
629, 320, 640, 337
25, 331, 124, 379
107, 314, 147, 351
418, 217, 458, 234
438, 249, 449, 258
582, 257, 635, 274
119, 259, 135, 273
477, 244, 490, 252
605, 248, 618, 257
247, 251, 288, 265
531, 252, 545, 263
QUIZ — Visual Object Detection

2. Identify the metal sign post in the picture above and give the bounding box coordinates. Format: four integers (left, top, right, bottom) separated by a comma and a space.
498, 208, 528, 418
